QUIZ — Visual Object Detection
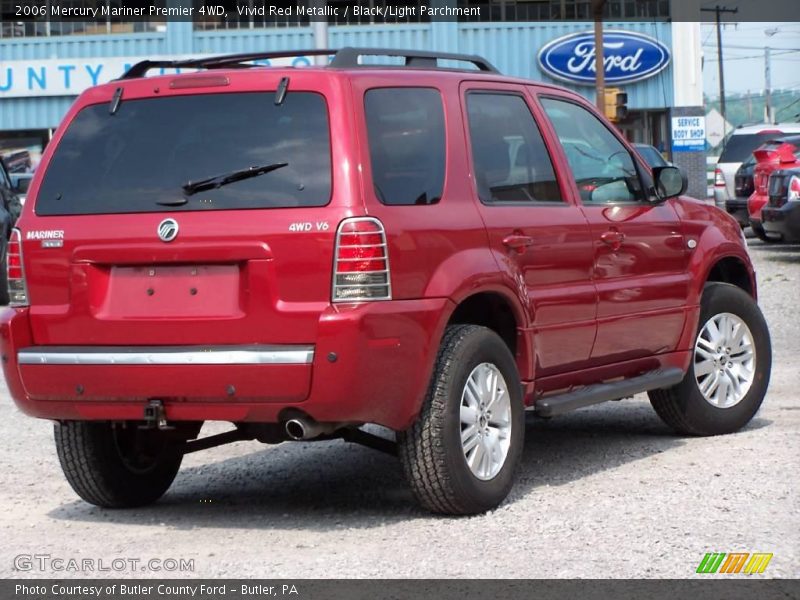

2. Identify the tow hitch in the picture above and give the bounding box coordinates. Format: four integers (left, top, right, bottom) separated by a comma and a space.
140, 399, 173, 430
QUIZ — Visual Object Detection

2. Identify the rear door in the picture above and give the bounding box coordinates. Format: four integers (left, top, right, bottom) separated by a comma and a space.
537, 93, 690, 364
460, 82, 597, 377
22, 72, 357, 347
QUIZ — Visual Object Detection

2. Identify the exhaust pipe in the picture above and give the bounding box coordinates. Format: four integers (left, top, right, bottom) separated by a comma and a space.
284, 417, 343, 441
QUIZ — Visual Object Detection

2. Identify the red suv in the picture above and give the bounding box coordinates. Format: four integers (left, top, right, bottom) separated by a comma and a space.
1, 49, 771, 515
747, 135, 800, 242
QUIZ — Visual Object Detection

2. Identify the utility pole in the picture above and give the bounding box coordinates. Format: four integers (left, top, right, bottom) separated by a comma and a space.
764, 46, 773, 124
593, 0, 606, 111
700, 5, 738, 124
311, 0, 329, 66
746, 89, 752, 121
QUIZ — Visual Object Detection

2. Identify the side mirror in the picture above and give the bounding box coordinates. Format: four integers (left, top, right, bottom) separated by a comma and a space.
13, 179, 31, 196
652, 166, 687, 201
11, 176, 31, 195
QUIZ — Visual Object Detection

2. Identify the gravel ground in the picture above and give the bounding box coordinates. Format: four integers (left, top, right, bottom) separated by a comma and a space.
1, 237, 798, 579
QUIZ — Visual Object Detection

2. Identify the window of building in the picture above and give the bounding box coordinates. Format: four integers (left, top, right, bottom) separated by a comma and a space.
192, 0, 309, 30
192, 0, 428, 31
466, 92, 563, 204
364, 88, 445, 206
0, 1, 165, 38
456, 0, 670, 21
540, 97, 645, 204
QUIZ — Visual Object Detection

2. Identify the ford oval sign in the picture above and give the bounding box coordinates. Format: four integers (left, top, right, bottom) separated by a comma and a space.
538, 30, 670, 86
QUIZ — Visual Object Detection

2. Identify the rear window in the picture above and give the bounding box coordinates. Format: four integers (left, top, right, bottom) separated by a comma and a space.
35, 92, 331, 216
719, 132, 784, 164
364, 87, 445, 206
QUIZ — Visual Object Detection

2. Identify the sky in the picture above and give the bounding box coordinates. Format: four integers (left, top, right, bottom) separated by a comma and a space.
701, 22, 800, 98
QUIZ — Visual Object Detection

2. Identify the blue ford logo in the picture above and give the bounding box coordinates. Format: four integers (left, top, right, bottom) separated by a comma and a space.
538, 30, 670, 85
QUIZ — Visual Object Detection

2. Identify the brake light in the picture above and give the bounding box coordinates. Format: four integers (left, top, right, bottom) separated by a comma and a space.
332, 217, 391, 302
6, 228, 29, 306
756, 172, 769, 194
169, 75, 230, 89
714, 168, 725, 187
789, 176, 800, 203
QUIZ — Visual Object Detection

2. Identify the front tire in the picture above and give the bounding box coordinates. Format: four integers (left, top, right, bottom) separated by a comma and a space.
649, 283, 771, 436
398, 325, 524, 515
54, 421, 183, 508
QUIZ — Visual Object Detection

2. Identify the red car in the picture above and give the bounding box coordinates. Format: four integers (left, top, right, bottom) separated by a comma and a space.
1, 48, 771, 515
748, 135, 800, 242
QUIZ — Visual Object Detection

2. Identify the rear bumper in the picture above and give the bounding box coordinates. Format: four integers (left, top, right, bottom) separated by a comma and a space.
762, 203, 800, 242
747, 192, 769, 221
713, 186, 729, 208
17, 345, 314, 365
724, 197, 749, 226
1, 298, 451, 431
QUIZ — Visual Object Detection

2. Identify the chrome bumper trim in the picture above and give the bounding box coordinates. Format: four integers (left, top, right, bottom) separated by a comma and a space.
17, 345, 315, 366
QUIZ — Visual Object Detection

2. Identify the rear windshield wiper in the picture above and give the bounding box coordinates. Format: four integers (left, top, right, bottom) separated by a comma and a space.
181, 161, 289, 196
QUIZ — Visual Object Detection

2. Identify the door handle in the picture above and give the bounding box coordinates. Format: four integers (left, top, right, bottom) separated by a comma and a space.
502, 234, 534, 253
600, 229, 625, 251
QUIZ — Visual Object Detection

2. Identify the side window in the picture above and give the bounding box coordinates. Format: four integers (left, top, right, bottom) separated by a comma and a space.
540, 98, 645, 204
466, 93, 563, 204
364, 88, 445, 206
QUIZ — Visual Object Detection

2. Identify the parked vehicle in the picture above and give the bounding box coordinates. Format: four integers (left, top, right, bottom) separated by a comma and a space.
0, 149, 32, 174
1, 48, 772, 515
747, 135, 800, 243
0, 159, 20, 304
714, 124, 800, 212
726, 154, 756, 227
761, 167, 800, 243
632, 143, 670, 169
8, 173, 33, 205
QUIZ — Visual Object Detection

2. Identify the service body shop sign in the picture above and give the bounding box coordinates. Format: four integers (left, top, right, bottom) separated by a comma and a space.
672, 116, 706, 152
0, 55, 311, 99
538, 30, 671, 86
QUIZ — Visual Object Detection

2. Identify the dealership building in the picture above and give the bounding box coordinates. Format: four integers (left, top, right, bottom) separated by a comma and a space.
0, 0, 707, 197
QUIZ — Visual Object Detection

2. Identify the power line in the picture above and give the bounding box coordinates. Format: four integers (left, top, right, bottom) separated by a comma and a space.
702, 44, 800, 51
704, 50, 800, 60
705, 49, 800, 55
776, 97, 800, 120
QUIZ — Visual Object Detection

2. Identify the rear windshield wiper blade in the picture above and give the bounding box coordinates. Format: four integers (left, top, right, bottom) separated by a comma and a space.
182, 161, 289, 196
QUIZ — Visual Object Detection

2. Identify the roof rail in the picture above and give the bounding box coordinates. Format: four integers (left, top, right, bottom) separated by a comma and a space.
329, 48, 499, 72
119, 47, 499, 80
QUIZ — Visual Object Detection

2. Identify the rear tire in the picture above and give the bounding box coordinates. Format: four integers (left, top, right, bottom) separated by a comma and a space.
751, 221, 781, 244
398, 325, 524, 515
649, 283, 771, 436
54, 421, 183, 508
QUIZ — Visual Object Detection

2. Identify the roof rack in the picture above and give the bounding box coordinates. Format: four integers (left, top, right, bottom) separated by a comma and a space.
119, 47, 500, 80
331, 48, 498, 72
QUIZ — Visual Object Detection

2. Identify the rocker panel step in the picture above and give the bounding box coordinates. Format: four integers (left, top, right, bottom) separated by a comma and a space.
534, 367, 685, 418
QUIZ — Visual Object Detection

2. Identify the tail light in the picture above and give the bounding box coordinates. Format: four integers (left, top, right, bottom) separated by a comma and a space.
788, 175, 800, 203
6, 228, 29, 307
756, 172, 769, 195
768, 173, 800, 208
332, 217, 391, 302
714, 168, 725, 187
